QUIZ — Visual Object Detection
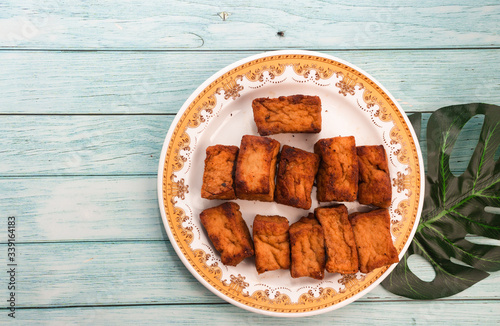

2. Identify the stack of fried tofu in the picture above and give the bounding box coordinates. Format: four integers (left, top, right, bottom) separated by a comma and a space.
198, 95, 398, 279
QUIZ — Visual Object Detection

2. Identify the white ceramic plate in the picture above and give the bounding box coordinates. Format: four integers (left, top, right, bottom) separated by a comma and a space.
158, 50, 424, 317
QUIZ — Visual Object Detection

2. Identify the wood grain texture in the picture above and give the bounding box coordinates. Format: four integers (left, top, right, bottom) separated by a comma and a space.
0, 50, 499, 114
0, 115, 172, 176
1, 301, 499, 325
0, 0, 499, 50
0, 176, 164, 242
0, 113, 488, 176
2, 0, 499, 322
0, 241, 498, 309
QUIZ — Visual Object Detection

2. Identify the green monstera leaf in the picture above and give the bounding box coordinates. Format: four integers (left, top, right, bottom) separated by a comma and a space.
382, 103, 500, 299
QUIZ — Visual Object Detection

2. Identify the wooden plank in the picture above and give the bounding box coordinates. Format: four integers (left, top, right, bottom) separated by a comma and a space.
0, 176, 165, 242
0, 0, 499, 50
1, 0, 498, 322
0, 241, 498, 309
0, 241, 221, 308
0, 50, 499, 114
0, 115, 172, 176
2, 301, 498, 325
0, 113, 488, 176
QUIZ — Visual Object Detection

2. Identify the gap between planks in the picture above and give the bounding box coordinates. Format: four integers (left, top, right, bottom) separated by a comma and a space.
1, 297, 499, 311
1, 47, 500, 53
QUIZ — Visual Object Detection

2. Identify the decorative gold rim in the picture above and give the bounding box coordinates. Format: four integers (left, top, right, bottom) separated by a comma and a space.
160, 52, 422, 315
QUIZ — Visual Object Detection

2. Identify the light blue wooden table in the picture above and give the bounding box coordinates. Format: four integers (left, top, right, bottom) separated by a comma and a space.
1, 1, 499, 324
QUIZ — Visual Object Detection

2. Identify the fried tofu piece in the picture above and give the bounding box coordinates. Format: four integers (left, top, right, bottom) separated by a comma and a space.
234, 135, 280, 201
315, 205, 358, 274
199, 202, 254, 266
201, 145, 239, 200
289, 213, 325, 280
349, 209, 399, 273
253, 215, 290, 274
357, 145, 392, 208
314, 136, 358, 202
252, 95, 322, 136
275, 145, 320, 209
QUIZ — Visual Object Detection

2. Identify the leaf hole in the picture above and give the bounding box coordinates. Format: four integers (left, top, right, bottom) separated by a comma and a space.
449, 114, 485, 177
450, 257, 473, 268
485, 206, 500, 215
407, 254, 436, 282
465, 234, 500, 246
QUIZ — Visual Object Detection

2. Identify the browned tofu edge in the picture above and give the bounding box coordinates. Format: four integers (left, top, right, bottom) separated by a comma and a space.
253, 215, 290, 274
357, 145, 392, 208
349, 208, 399, 273
252, 95, 322, 136
201, 145, 239, 200
199, 202, 254, 266
315, 204, 359, 274
275, 145, 320, 209
234, 135, 280, 201
314, 136, 358, 202
289, 213, 325, 280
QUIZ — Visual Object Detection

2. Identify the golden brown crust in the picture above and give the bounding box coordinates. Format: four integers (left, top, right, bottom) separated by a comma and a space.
201, 145, 239, 200
199, 202, 254, 266
315, 205, 358, 274
252, 95, 322, 136
349, 209, 399, 273
289, 213, 325, 280
275, 145, 320, 209
357, 145, 392, 208
314, 136, 359, 202
234, 135, 280, 202
253, 215, 290, 274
